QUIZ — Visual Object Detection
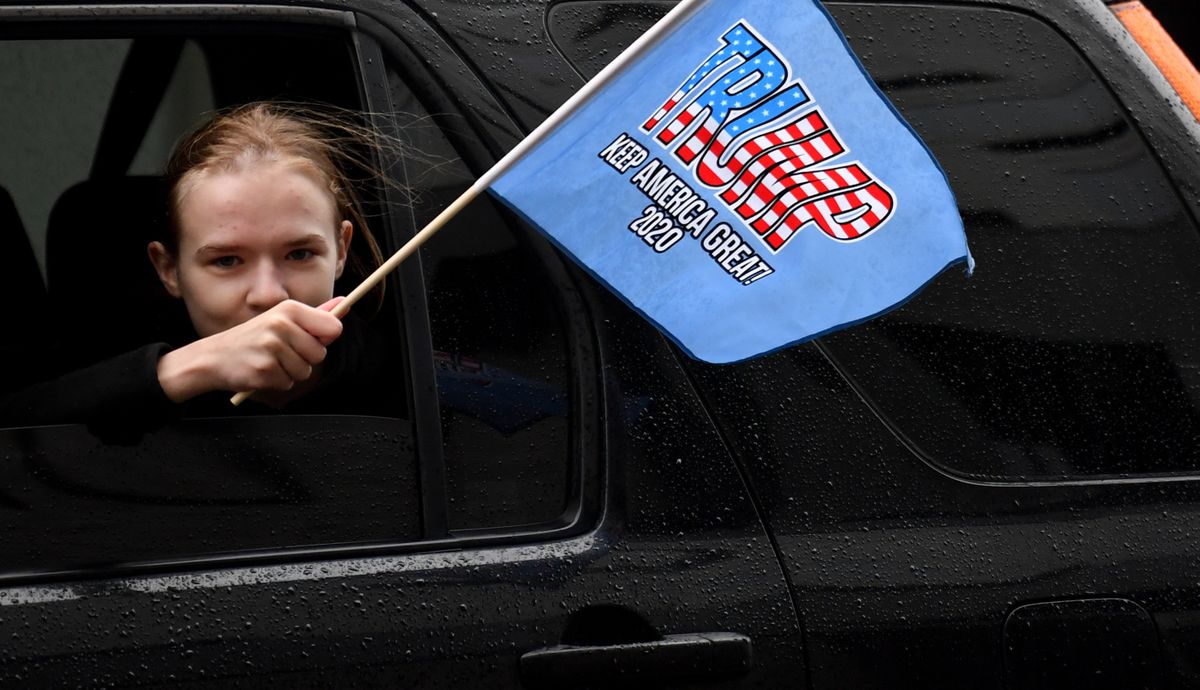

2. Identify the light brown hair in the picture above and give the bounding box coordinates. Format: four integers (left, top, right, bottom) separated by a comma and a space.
164, 102, 387, 310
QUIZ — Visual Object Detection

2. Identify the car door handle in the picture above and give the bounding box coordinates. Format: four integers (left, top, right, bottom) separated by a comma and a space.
519, 632, 752, 688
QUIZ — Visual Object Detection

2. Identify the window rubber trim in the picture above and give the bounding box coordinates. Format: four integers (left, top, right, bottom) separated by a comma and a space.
353, 29, 450, 540
0, 3, 355, 27
354, 9, 605, 539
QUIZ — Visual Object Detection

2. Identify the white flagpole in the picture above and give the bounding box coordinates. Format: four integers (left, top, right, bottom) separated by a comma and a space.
232, 0, 709, 405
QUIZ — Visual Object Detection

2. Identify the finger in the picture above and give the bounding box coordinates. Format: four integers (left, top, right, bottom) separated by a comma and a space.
318, 296, 345, 313
280, 301, 345, 343
275, 321, 329, 366
273, 344, 314, 385
245, 351, 294, 391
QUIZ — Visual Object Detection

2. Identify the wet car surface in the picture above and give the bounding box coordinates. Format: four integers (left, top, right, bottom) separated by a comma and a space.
1, 0, 1199, 687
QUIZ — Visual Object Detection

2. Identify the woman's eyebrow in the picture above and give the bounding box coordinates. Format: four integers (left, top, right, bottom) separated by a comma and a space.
283, 234, 329, 248
194, 234, 328, 255
195, 243, 244, 255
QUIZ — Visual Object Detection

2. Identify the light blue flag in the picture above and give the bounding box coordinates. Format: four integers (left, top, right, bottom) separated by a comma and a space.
485, 0, 972, 363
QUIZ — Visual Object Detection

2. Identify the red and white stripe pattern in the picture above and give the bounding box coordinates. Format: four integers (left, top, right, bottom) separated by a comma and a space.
693, 127, 740, 185
740, 164, 869, 226
642, 90, 686, 132
656, 102, 706, 146
718, 130, 845, 209
675, 117, 719, 165
696, 110, 832, 187
808, 182, 895, 240
759, 180, 896, 249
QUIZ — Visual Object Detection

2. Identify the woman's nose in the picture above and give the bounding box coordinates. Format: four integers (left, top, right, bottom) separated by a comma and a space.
245, 263, 289, 311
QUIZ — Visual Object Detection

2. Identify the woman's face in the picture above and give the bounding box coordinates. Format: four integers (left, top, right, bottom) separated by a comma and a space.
149, 160, 353, 337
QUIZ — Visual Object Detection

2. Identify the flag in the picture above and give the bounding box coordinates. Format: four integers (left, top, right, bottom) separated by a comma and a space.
483, 0, 972, 363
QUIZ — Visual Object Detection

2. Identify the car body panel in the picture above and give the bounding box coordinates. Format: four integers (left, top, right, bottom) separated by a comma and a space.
3, 0, 1200, 686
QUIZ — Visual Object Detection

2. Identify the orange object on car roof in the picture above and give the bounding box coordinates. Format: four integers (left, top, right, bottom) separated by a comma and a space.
1111, 0, 1200, 121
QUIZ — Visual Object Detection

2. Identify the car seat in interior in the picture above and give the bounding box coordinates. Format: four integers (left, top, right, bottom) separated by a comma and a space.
0, 187, 51, 391
45, 176, 192, 371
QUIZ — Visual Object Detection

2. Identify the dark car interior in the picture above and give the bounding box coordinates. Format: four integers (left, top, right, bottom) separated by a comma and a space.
0, 19, 578, 576
0, 28, 395, 391
0, 25, 431, 570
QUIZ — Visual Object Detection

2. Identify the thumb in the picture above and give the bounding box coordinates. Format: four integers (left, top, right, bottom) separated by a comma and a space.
318, 296, 346, 315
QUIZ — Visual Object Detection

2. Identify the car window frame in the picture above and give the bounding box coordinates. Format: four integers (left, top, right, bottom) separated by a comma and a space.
0, 2, 604, 588
354, 11, 605, 542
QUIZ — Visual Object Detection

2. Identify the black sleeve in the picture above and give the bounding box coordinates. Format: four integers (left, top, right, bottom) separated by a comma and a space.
284, 314, 407, 418
0, 343, 178, 436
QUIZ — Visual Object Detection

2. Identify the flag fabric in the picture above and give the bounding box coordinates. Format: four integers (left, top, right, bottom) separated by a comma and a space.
486, 0, 972, 363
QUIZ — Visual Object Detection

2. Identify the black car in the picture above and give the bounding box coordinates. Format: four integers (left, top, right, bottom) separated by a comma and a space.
1, 0, 1198, 687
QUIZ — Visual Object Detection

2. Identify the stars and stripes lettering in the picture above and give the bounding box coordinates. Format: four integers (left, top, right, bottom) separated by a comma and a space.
749, 170, 896, 247
727, 163, 869, 224
711, 110, 843, 197
641, 20, 896, 252
487, 0, 971, 363
641, 23, 768, 133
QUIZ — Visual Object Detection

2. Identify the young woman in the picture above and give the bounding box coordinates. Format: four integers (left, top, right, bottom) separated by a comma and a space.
1, 103, 400, 432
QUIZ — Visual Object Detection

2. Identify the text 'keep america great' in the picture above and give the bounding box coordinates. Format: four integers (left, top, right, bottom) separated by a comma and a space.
599, 132, 776, 286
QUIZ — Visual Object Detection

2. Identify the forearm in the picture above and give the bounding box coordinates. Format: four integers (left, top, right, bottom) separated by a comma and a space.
0, 344, 177, 429
157, 341, 219, 403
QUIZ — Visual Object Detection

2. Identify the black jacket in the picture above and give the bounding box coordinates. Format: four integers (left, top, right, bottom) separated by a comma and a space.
0, 315, 404, 440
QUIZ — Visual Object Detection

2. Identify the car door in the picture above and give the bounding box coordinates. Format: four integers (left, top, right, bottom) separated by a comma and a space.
680, 1, 1200, 688
535, 0, 1200, 687
0, 3, 805, 686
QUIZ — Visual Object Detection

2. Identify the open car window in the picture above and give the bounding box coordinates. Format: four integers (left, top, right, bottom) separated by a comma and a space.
0, 24, 420, 577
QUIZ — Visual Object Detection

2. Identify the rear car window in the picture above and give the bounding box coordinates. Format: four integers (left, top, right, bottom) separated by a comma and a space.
819, 4, 1200, 481
549, 2, 1200, 482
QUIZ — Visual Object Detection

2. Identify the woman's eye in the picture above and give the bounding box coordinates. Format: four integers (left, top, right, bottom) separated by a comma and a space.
213, 256, 241, 268
287, 249, 316, 261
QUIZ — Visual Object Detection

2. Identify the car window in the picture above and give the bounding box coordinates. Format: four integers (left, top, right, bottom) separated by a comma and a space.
549, 1, 1200, 482
817, 4, 1200, 481
129, 40, 215, 176
386, 70, 577, 531
0, 27, 421, 578
0, 38, 141, 275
